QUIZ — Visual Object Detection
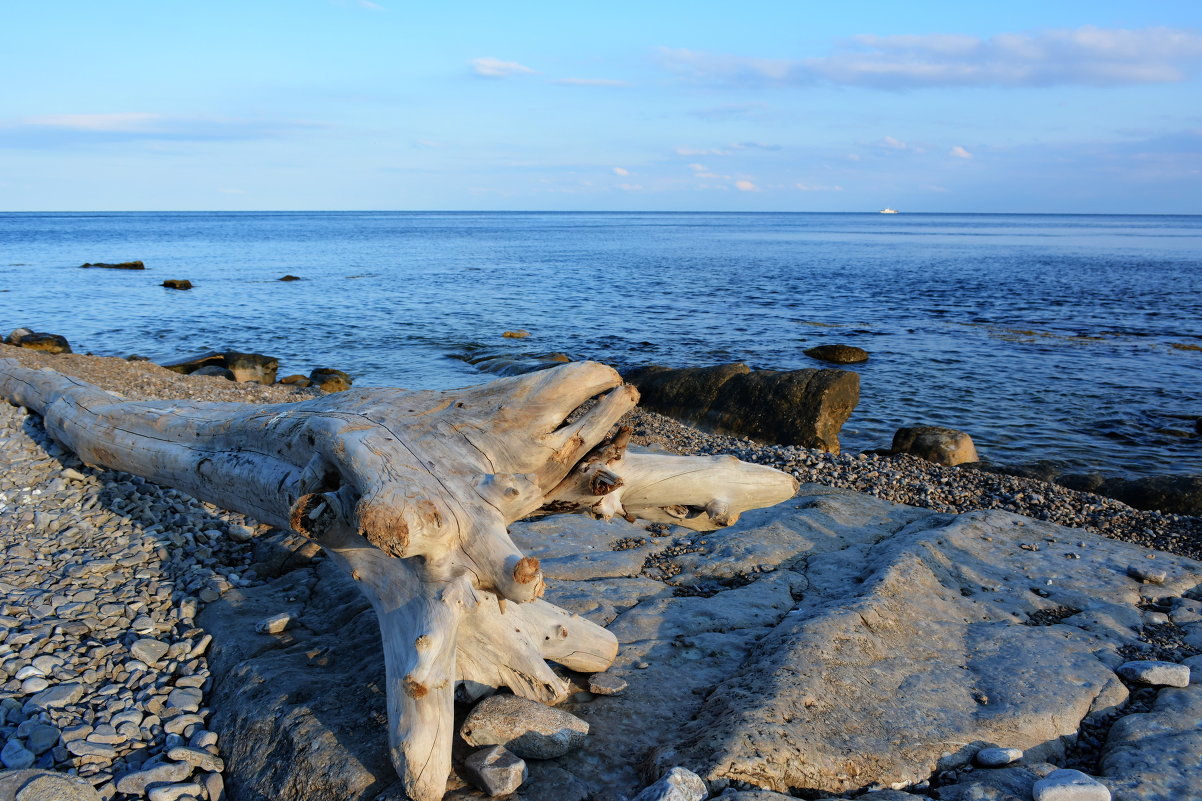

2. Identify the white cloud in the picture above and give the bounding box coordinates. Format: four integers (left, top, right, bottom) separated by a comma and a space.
659, 27, 1202, 89
25, 113, 161, 132
881, 136, 908, 150
796, 183, 844, 191
620, 183, 644, 191
470, 58, 537, 78
950, 145, 973, 159
688, 163, 707, 171
735, 180, 759, 191
612, 167, 630, 176
555, 78, 631, 87
413, 139, 444, 149
675, 146, 731, 157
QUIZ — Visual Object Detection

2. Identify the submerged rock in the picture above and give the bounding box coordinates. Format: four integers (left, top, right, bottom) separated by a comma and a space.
891, 425, 979, 466
624, 363, 859, 452
804, 344, 869, 364
161, 279, 192, 290
79, 260, 144, 269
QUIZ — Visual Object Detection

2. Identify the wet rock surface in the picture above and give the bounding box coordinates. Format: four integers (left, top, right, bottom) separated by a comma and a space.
623, 362, 860, 452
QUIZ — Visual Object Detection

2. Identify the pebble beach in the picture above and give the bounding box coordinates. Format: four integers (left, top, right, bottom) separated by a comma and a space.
1, 345, 1200, 800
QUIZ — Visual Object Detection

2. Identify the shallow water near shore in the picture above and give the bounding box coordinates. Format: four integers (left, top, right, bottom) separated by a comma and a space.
1, 211, 1200, 477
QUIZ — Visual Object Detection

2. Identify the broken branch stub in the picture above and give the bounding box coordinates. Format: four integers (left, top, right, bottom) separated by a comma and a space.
0, 358, 798, 801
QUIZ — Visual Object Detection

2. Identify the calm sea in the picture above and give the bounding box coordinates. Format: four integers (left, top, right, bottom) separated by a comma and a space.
1, 211, 1199, 478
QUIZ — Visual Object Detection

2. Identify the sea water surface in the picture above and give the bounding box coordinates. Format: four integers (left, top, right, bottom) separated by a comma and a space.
1, 211, 1200, 478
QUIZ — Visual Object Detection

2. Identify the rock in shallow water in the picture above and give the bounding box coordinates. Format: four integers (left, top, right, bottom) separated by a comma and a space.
891, 425, 979, 466
461, 695, 589, 759
804, 344, 869, 364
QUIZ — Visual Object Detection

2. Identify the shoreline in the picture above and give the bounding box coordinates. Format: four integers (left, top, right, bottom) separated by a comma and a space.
3, 343, 1200, 560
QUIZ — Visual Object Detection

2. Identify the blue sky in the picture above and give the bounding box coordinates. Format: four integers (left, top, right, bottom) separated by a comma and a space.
2, 1, 1200, 212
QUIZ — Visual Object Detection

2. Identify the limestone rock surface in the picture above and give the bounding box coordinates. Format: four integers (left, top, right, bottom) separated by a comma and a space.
199, 487, 1202, 801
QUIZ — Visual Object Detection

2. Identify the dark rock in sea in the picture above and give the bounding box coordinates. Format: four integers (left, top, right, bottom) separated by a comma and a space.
160, 350, 279, 385
5, 331, 72, 355
623, 363, 859, 453
192, 365, 236, 380
278, 374, 311, 387
503, 330, 531, 339
161, 279, 193, 290
79, 260, 145, 270
804, 344, 869, 364
1088, 474, 1202, 517
279, 275, 302, 281
5, 328, 33, 345
125, 354, 150, 361
891, 426, 979, 466
460, 350, 572, 377
310, 368, 352, 393
1057, 472, 1106, 494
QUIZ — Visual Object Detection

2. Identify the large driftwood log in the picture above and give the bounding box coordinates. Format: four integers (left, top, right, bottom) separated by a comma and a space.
0, 358, 798, 800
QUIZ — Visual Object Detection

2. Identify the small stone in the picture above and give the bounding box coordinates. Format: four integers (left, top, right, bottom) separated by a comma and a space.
164, 713, 205, 735
166, 687, 204, 713
147, 782, 203, 801
1117, 660, 1191, 687
255, 612, 292, 634
166, 745, 224, 773
460, 694, 589, 759
114, 761, 194, 794
587, 673, 628, 696
462, 745, 527, 796
130, 639, 170, 664
630, 766, 707, 801
61, 468, 88, 481
21, 677, 50, 694
26, 724, 61, 754
199, 772, 224, 801
13, 772, 103, 801
1126, 564, 1167, 584
24, 683, 84, 711
2, 739, 36, 769
1032, 769, 1111, 801
198, 589, 220, 603
974, 746, 1023, 767
66, 740, 118, 758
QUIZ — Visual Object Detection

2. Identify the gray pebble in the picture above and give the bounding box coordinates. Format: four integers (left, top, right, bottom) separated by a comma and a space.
1117, 660, 1191, 687
147, 782, 203, 801
1, 739, 36, 769
114, 760, 194, 794
166, 687, 204, 713
630, 766, 707, 801
461, 694, 589, 759
129, 639, 170, 665
588, 673, 629, 696
974, 746, 1023, 767
166, 745, 225, 773
462, 745, 527, 796
1126, 564, 1167, 584
1032, 769, 1110, 800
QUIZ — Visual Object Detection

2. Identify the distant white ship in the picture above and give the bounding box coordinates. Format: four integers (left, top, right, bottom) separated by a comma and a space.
879, 208, 899, 214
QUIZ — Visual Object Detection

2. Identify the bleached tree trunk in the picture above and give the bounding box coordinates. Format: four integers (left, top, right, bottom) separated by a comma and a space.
0, 358, 797, 801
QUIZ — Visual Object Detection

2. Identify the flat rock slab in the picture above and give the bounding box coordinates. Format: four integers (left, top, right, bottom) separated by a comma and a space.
198, 486, 1202, 801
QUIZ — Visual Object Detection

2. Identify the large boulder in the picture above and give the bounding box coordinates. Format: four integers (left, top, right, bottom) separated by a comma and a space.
199, 488, 1202, 801
160, 351, 279, 385
891, 425, 979, 466
4, 330, 72, 355
623, 363, 859, 452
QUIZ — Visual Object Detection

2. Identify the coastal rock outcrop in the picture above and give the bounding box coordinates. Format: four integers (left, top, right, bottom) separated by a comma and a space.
623, 363, 859, 452
804, 344, 869, 364
891, 425, 980, 466
200, 486, 1202, 801
160, 351, 279, 385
